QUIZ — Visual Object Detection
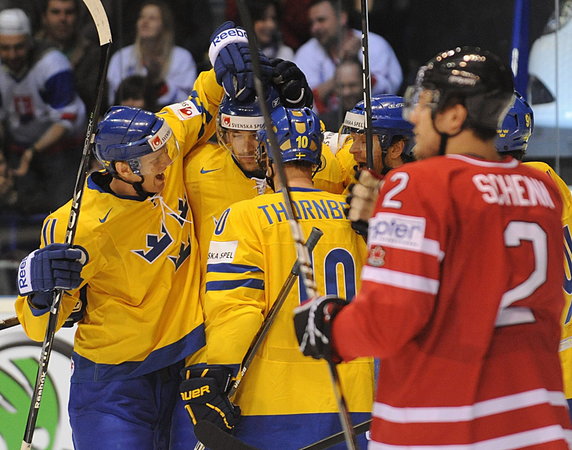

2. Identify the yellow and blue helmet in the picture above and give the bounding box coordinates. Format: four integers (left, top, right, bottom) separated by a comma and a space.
496, 91, 534, 154
257, 106, 322, 166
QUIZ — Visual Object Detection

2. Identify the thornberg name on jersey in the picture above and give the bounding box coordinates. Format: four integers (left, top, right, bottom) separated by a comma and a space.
258, 199, 347, 224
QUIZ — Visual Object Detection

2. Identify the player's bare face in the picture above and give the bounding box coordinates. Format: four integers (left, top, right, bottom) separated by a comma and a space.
137, 4, 163, 40
138, 146, 172, 193
309, 2, 340, 48
0, 35, 29, 73
228, 131, 260, 172
409, 91, 440, 160
44, 0, 77, 42
349, 133, 384, 173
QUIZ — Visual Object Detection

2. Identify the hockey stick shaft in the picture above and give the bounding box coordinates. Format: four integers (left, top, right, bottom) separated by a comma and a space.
194, 228, 323, 450
236, 2, 357, 448
360, 0, 374, 170
229, 226, 324, 397
194, 229, 323, 450
0, 316, 20, 330
21, 2, 111, 448
301, 419, 372, 450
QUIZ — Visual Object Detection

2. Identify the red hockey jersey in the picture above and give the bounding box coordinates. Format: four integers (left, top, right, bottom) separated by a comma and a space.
333, 154, 572, 447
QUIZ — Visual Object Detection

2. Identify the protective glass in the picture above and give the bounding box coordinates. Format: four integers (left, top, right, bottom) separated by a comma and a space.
134, 124, 180, 175
216, 113, 265, 170
402, 86, 440, 121
338, 109, 364, 150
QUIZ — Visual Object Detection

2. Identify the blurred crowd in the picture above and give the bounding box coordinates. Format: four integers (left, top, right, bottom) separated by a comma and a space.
0, 0, 554, 262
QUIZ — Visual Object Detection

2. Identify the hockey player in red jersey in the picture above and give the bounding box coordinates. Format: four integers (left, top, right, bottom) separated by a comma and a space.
294, 46, 572, 447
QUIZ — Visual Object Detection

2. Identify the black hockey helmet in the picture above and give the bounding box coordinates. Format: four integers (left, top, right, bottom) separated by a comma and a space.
404, 46, 515, 131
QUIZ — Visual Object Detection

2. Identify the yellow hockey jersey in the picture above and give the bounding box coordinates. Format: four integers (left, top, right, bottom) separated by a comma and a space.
15, 69, 223, 381
203, 188, 373, 419
184, 142, 270, 272
313, 141, 345, 194
335, 139, 357, 193
525, 161, 572, 398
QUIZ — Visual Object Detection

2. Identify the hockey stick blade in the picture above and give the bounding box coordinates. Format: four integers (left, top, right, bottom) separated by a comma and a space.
0, 316, 20, 330
301, 419, 372, 450
194, 421, 259, 450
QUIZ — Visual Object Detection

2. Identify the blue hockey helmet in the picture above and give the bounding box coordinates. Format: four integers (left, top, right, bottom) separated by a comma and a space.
341, 94, 414, 150
94, 106, 179, 176
216, 88, 280, 136
257, 106, 322, 166
496, 91, 534, 154
216, 89, 280, 173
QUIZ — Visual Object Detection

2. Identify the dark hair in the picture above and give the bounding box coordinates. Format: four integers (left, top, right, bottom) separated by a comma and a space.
441, 95, 498, 141
247, 0, 281, 22
41, 0, 80, 14
114, 76, 145, 104
113, 75, 158, 112
309, 0, 351, 16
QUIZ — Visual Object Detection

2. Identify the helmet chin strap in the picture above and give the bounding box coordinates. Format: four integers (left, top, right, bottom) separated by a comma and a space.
431, 114, 463, 156
115, 173, 154, 199
265, 164, 276, 192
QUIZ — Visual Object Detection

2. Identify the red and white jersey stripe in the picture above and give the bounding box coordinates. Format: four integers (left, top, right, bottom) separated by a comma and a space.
333, 154, 572, 447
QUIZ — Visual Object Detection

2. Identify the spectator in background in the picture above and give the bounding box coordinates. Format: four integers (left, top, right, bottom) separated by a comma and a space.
113, 75, 158, 112
226, 0, 312, 51
295, 0, 402, 113
319, 56, 363, 130
106, 0, 196, 109
0, 8, 86, 213
0, 150, 16, 209
246, 0, 294, 60
36, 0, 101, 113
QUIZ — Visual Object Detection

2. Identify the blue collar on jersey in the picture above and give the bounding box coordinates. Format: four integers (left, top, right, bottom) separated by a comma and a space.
88, 172, 148, 201
277, 187, 321, 193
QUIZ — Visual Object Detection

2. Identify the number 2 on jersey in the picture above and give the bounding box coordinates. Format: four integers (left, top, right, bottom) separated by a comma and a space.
497, 221, 547, 326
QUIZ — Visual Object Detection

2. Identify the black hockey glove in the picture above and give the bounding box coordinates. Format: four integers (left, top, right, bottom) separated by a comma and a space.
180, 365, 241, 433
209, 21, 273, 102
271, 58, 314, 108
344, 169, 384, 239
294, 295, 348, 362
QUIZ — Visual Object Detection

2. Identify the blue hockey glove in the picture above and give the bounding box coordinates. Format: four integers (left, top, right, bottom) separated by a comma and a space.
180, 365, 241, 433
271, 58, 314, 108
294, 295, 348, 362
17, 243, 88, 308
209, 21, 272, 102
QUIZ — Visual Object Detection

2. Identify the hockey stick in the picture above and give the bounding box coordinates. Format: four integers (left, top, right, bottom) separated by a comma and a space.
359, 0, 374, 170
301, 419, 372, 449
194, 417, 372, 450
0, 316, 19, 330
229, 226, 323, 397
194, 227, 324, 450
195, 420, 259, 450
20, 2, 111, 449
236, 2, 358, 448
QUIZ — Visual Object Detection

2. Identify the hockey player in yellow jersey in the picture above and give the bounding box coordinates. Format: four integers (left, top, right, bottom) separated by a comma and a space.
184, 92, 275, 271
14, 19, 278, 449
496, 91, 572, 421
186, 90, 345, 273
180, 105, 373, 449
335, 94, 414, 191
